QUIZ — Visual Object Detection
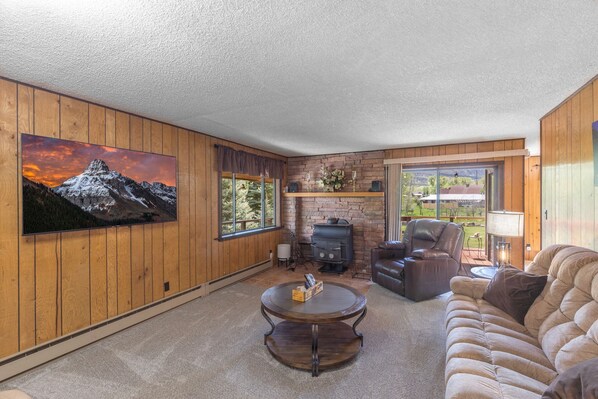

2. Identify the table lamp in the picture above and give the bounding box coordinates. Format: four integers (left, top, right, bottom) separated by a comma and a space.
486, 211, 524, 268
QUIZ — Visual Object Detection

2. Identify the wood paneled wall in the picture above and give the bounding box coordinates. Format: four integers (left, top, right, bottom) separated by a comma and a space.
541, 77, 597, 250
525, 156, 541, 260
384, 139, 527, 268
0, 78, 282, 359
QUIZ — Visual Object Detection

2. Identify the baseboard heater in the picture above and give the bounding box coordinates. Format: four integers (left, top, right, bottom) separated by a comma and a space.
208, 259, 271, 293
0, 259, 272, 382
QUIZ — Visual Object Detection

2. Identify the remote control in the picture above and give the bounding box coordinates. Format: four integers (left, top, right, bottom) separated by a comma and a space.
304, 273, 316, 288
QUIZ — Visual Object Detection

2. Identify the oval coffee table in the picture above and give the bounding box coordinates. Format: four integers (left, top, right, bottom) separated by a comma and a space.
260, 281, 367, 377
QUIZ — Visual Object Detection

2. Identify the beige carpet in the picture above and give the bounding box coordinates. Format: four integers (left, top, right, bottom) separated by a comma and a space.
0, 282, 447, 399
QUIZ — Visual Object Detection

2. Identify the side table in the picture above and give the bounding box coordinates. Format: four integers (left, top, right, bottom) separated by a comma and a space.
466, 234, 484, 260
470, 266, 498, 279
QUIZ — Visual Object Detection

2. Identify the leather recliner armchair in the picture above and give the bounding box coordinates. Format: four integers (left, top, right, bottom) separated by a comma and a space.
371, 219, 464, 302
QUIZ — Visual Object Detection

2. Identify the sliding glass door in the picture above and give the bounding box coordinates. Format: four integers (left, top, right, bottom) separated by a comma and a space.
401, 165, 498, 257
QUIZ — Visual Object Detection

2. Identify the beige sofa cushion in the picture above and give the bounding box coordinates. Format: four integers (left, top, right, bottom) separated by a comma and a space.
524, 245, 598, 373
446, 287, 557, 399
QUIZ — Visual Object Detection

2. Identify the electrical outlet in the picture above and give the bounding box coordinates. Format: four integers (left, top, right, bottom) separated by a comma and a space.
164, 281, 170, 292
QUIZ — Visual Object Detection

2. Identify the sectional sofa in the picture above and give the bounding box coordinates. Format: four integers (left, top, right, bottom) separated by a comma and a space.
445, 244, 598, 398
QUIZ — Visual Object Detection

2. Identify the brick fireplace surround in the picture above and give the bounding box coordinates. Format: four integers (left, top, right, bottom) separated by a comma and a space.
283, 151, 385, 273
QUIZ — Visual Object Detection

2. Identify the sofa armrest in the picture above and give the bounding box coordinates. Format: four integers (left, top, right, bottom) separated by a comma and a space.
449, 276, 489, 299
411, 249, 450, 259
524, 260, 548, 276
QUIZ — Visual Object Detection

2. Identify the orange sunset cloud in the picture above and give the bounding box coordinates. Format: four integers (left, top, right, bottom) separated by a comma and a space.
22, 134, 177, 188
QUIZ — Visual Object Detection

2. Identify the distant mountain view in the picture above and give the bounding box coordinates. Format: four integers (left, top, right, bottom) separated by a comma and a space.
23, 159, 176, 234
407, 169, 485, 186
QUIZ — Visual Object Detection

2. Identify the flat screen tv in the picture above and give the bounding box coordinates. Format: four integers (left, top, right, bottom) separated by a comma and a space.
21, 133, 177, 235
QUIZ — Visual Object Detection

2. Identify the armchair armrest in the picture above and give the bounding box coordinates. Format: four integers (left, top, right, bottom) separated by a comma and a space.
371, 246, 406, 263
378, 241, 405, 250
411, 249, 450, 259
449, 276, 489, 299
371, 245, 406, 282
403, 257, 460, 301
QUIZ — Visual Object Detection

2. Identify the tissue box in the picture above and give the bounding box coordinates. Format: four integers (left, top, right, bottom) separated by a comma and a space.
292, 281, 323, 302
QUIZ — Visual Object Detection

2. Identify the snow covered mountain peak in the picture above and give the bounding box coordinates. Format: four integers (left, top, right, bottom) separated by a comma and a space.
141, 181, 177, 206
84, 159, 110, 175
53, 160, 176, 220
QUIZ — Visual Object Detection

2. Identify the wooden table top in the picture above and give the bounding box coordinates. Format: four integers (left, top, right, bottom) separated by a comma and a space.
261, 281, 366, 324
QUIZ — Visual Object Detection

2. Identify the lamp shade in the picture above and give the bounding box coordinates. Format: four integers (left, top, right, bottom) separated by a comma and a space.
486, 211, 524, 237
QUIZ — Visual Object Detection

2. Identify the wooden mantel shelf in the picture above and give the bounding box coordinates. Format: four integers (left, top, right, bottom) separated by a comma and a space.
283, 191, 383, 198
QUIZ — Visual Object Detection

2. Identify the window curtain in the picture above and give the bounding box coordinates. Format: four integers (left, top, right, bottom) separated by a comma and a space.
216, 145, 284, 179
385, 163, 402, 241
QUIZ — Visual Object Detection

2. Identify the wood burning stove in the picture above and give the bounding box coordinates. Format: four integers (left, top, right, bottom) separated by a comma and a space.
311, 223, 354, 273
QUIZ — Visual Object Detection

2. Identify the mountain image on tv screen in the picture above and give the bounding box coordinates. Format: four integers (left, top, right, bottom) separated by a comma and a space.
21, 133, 177, 235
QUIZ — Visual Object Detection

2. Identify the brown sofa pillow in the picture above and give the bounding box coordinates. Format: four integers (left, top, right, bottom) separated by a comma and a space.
482, 266, 547, 324
542, 358, 598, 399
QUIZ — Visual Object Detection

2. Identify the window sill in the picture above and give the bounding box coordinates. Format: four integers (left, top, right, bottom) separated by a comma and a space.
218, 226, 282, 241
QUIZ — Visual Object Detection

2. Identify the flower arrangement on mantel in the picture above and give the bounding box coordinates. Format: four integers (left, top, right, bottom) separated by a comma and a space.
319, 165, 345, 192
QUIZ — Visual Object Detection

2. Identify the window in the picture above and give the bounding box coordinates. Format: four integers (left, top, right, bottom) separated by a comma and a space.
215, 144, 283, 238
220, 172, 278, 237
400, 165, 498, 256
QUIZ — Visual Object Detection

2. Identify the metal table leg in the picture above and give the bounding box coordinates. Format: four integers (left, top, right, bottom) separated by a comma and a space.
261, 305, 275, 345
352, 306, 367, 347
311, 324, 319, 377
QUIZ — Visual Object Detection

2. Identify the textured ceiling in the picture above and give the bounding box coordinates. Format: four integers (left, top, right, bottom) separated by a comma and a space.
2, 1, 598, 156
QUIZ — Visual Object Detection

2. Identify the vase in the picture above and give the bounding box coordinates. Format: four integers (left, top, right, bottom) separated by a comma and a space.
324, 185, 334, 192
